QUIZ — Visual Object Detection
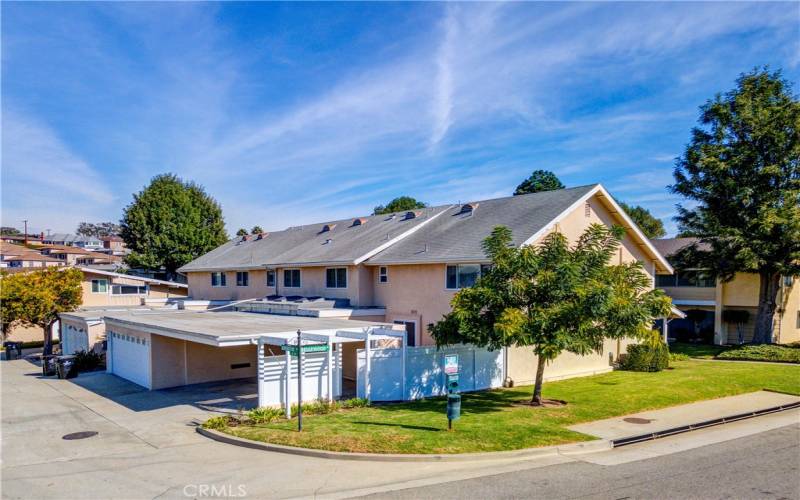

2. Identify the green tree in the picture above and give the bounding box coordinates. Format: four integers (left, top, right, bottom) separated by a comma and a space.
430, 224, 671, 405
0, 226, 21, 236
618, 202, 666, 239
0, 268, 83, 354
120, 174, 228, 278
513, 170, 565, 195
236, 228, 248, 237
671, 68, 800, 344
373, 196, 427, 215
76, 222, 122, 237
251, 225, 264, 234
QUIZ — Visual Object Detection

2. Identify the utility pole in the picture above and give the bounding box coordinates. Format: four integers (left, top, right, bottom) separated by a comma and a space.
23, 220, 28, 245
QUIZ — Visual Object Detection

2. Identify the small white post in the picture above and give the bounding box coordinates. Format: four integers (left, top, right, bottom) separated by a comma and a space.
662, 317, 668, 344
326, 337, 334, 403
400, 330, 406, 401
364, 331, 371, 402
257, 338, 266, 408
284, 346, 292, 419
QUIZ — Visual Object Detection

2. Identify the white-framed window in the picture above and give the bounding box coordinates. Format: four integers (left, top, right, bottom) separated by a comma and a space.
91, 279, 108, 293
236, 271, 249, 287
393, 320, 417, 347
266, 270, 276, 287
326, 267, 347, 288
283, 269, 301, 288
111, 284, 147, 295
445, 264, 490, 290
211, 272, 227, 287
378, 266, 388, 283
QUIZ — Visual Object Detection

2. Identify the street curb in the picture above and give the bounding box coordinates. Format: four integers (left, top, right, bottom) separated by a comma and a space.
611, 400, 800, 447
195, 427, 612, 462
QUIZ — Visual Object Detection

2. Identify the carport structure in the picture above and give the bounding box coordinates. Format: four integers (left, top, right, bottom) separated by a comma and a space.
256, 326, 406, 417
101, 310, 401, 403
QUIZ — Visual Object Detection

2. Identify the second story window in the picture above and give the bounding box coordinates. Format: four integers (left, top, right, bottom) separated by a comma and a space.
656, 271, 715, 288
91, 279, 108, 293
211, 272, 226, 287
236, 271, 249, 287
326, 267, 347, 288
284, 269, 301, 288
379, 266, 388, 283
266, 270, 276, 287
446, 264, 491, 290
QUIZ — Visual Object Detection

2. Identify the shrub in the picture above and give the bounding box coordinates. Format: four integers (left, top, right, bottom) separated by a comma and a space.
621, 343, 670, 372
73, 350, 104, 372
341, 397, 369, 409
669, 352, 690, 362
717, 344, 800, 364
247, 406, 284, 424
203, 416, 232, 430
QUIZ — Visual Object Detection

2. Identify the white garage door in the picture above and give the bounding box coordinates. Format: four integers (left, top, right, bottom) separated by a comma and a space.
109, 331, 151, 389
62, 325, 89, 355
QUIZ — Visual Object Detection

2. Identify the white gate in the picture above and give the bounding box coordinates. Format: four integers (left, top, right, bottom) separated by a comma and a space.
62, 324, 89, 355
357, 344, 504, 401
258, 349, 342, 407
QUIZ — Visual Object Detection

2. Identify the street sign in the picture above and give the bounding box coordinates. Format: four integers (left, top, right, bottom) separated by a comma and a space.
281, 343, 329, 356
444, 354, 459, 375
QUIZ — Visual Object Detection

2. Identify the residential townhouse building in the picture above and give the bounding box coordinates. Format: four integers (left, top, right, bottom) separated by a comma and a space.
652, 238, 799, 345
177, 184, 673, 386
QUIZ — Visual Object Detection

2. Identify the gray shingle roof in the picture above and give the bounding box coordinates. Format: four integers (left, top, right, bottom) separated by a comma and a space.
178, 206, 453, 272
651, 238, 711, 259
367, 185, 598, 264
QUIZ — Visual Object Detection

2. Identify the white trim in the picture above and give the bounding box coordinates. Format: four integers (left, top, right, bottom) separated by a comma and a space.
519, 185, 674, 274
77, 267, 188, 288
353, 206, 454, 265
672, 300, 717, 306
378, 266, 389, 284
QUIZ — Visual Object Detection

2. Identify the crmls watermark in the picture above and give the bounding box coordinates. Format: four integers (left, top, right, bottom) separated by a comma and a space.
183, 484, 247, 498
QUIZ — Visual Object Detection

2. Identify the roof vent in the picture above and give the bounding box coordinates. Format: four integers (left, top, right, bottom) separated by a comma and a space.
352, 218, 367, 227
241, 235, 250, 242
323, 238, 333, 245
256, 232, 268, 240
321, 223, 336, 233
404, 211, 422, 220
459, 202, 479, 215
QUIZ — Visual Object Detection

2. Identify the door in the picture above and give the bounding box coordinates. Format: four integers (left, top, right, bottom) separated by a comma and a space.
393, 320, 416, 347
110, 331, 151, 389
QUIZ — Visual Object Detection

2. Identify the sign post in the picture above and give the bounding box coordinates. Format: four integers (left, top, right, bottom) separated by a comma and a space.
444, 354, 460, 430
296, 330, 302, 432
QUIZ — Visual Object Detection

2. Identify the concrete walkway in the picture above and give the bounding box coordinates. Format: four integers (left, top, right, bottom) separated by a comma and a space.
568, 390, 800, 440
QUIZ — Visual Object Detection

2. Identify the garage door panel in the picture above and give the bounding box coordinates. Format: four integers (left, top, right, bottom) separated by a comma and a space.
110, 331, 151, 389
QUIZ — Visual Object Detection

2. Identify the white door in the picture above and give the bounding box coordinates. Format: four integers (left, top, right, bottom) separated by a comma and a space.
110, 332, 151, 389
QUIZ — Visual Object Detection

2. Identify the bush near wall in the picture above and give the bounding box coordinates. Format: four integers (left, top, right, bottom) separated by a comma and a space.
620, 343, 670, 372
717, 344, 800, 364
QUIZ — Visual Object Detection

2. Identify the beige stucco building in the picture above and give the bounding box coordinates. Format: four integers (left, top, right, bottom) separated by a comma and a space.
652, 238, 799, 345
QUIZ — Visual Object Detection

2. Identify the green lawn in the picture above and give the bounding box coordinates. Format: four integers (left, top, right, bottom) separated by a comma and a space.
219, 360, 800, 454
669, 342, 728, 359
671, 341, 800, 363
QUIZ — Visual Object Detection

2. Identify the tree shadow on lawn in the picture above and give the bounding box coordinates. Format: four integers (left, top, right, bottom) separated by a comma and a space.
350, 421, 442, 432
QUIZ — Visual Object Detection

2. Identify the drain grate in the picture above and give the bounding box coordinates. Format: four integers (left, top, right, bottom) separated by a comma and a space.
623, 417, 653, 424
62, 431, 98, 440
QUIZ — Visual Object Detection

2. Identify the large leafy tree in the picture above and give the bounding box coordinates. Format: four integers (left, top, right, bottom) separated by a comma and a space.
1, 226, 21, 236
513, 170, 564, 195
0, 268, 83, 354
373, 196, 427, 215
120, 174, 228, 278
618, 202, 666, 239
671, 68, 800, 344
76, 222, 122, 237
430, 224, 671, 405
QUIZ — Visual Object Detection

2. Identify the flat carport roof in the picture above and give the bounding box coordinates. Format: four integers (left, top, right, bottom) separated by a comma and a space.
102, 310, 394, 346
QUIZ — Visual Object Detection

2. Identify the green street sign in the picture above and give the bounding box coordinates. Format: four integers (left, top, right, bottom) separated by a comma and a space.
281, 343, 329, 356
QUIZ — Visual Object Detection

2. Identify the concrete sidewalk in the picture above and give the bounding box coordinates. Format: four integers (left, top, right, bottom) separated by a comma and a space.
568, 390, 800, 441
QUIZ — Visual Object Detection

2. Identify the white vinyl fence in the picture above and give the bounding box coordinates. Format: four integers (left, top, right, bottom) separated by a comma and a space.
357, 344, 504, 401
258, 349, 342, 407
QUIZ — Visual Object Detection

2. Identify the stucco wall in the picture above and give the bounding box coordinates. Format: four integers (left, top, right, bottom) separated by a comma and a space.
150, 334, 186, 389
81, 272, 186, 307
777, 279, 800, 344
185, 342, 257, 385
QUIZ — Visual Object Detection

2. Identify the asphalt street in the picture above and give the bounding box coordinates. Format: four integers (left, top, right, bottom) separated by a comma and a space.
362, 423, 800, 500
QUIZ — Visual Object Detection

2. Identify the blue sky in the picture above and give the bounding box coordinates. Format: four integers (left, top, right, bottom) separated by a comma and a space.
2, 2, 798, 237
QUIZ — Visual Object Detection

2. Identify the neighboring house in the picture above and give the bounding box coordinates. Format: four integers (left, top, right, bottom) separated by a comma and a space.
5, 253, 65, 268
43, 233, 104, 250
652, 238, 799, 345
69, 184, 674, 400
4, 267, 189, 344
0, 242, 38, 267
40, 244, 119, 267
100, 235, 127, 256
